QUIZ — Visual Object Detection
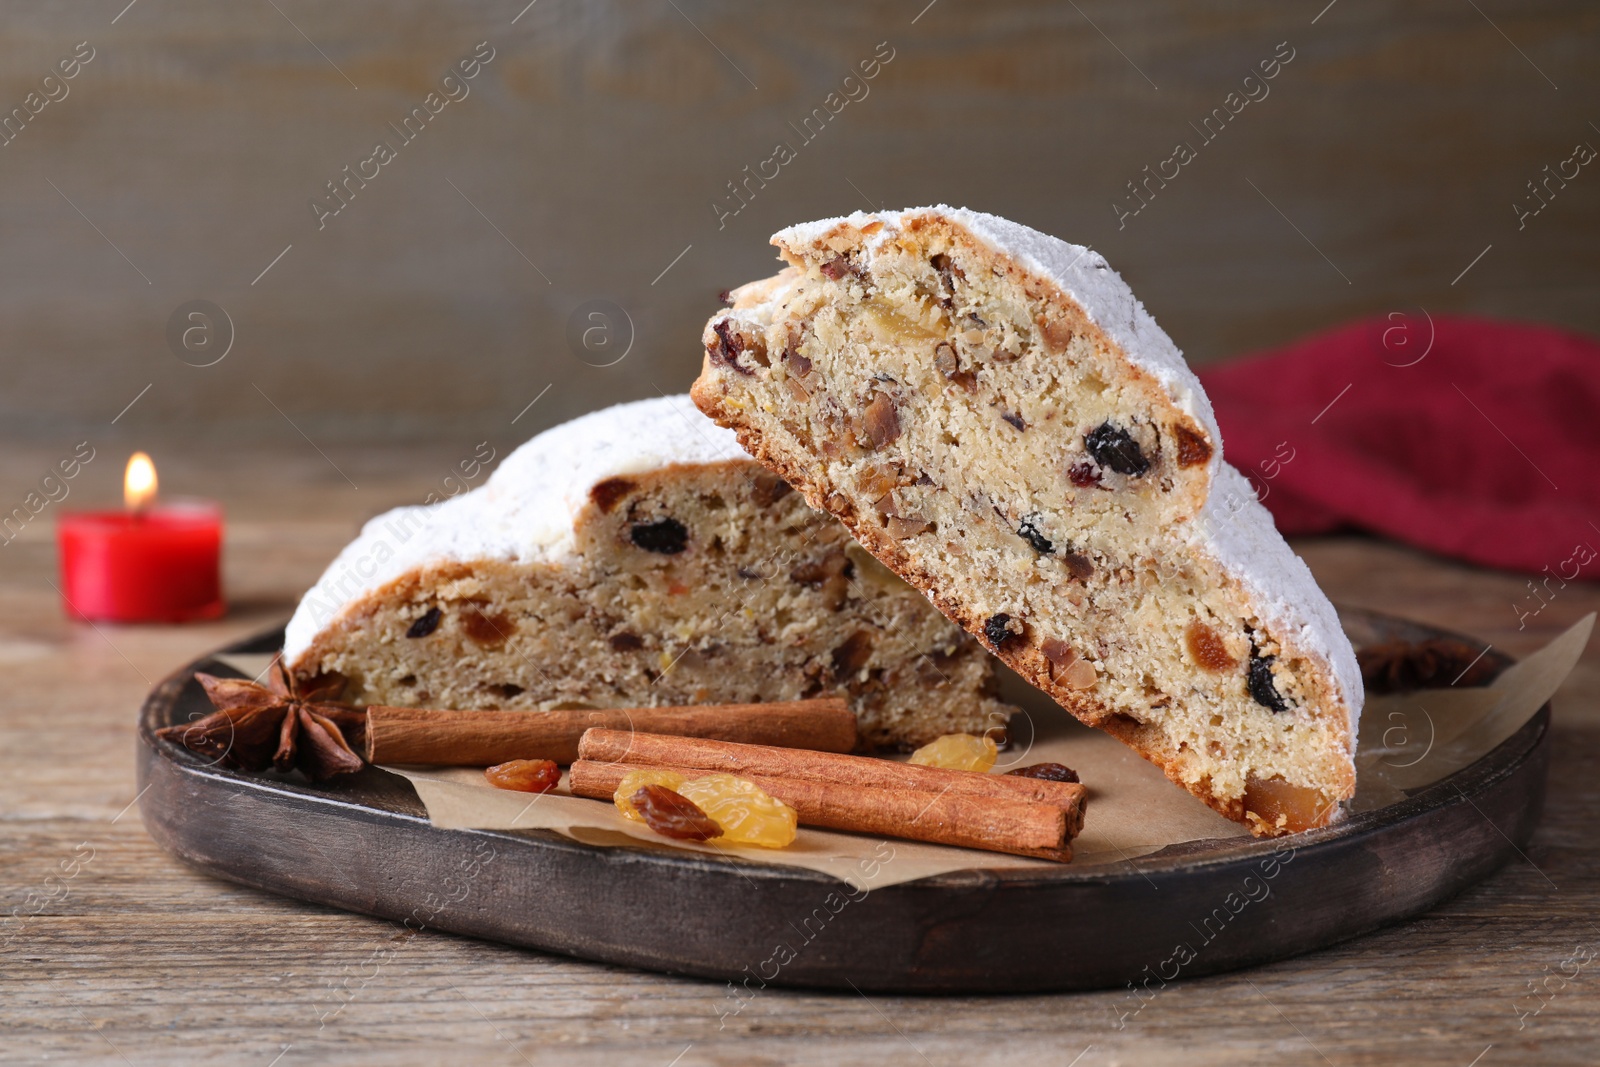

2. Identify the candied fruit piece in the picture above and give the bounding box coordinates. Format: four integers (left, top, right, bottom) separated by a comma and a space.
614, 769, 687, 820
1174, 423, 1213, 467
588, 476, 636, 513
1005, 762, 1080, 783
1244, 774, 1328, 834
863, 393, 901, 449
1067, 461, 1102, 488
485, 758, 560, 793
1185, 619, 1237, 673
909, 733, 998, 773
630, 784, 723, 841
460, 605, 514, 647
677, 773, 798, 849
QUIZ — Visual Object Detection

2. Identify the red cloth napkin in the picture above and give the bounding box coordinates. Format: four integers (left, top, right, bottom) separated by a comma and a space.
1196, 315, 1600, 585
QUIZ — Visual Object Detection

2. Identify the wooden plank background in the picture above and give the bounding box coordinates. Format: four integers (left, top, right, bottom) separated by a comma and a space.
0, 0, 1595, 454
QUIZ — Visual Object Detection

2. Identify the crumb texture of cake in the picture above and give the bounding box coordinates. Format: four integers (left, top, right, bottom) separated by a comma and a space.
284, 395, 1011, 749
691, 206, 1362, 834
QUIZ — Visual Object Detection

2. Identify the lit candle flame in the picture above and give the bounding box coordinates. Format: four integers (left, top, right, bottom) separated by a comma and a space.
125, 452, 158, 512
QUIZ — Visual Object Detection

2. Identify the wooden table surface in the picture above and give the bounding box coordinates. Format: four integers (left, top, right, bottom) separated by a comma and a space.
2, 445, 1596, 1066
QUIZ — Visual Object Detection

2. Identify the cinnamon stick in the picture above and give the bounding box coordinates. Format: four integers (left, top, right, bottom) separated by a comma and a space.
365, 699, 856, 766
569, 760, 1074, 862
576, 728, 1086, 823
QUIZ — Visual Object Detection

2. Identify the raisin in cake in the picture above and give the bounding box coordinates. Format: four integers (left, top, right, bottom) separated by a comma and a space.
283, 395, 1011, 749
691, 207, 1362, 834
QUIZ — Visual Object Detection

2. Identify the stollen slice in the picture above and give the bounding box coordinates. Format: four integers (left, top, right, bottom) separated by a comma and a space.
285, 394, 1012, 749
691, 206, 1362, 834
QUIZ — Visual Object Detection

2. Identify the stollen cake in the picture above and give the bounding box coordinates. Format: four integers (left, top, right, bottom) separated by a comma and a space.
283, 395, 1012, 749
690, 206, 1363, 834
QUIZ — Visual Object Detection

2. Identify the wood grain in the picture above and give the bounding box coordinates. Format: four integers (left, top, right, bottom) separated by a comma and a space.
1, 446, 1597, 1064
0, 1, 1596, 449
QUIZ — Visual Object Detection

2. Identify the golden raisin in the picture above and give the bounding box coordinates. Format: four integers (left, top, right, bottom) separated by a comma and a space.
909, 733, 997, 772
613, 769, 687, 820
484, 759, 560, 793
629, 785, 723, 841
460, 604, 514, 647
677, 773, 798, 848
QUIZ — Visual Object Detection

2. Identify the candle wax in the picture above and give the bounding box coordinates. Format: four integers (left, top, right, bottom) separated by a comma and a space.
57, 502, 224, 623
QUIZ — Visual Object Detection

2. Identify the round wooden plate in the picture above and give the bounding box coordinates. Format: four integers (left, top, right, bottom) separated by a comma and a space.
137, 608, 1548, 993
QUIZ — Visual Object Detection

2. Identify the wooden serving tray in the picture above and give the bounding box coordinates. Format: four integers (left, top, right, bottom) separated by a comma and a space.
136, 608, 1549, 993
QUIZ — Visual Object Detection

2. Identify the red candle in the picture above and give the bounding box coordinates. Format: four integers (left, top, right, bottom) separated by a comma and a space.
56, 452, 224, 623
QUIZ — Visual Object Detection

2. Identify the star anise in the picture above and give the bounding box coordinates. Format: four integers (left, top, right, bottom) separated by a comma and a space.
156, 656, 365, 782
1357, 638, 1498, 694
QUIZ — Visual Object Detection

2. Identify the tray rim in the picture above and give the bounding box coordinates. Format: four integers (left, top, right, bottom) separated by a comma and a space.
136, 607, 1551, 992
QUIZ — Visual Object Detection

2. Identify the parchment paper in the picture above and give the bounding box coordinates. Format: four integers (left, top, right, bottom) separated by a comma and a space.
217, 613, 1591, 892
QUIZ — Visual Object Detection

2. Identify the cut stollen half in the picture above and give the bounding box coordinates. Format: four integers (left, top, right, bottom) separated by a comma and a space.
691, 206, 1363, 835
283, 395, 1013, 749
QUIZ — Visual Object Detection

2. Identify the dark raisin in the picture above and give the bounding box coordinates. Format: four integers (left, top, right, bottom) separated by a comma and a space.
791, 549, 853, 610
631, 785, 723, 841
1006, 762, 1080, 784
1067, 462, 1102, 488
630, 518, 688, 554
588, 477, 636, 513
1017, 521, 1053, 555
1063, 551, 1093, 581
717, 288, 733, 306
1248, 649, 1291, 712
405, 607, 441, 638
983, 613, 1017, 649
931, 253, 959, 304
820, 255, 854, 281
708, 320, 754, 376
609, 632, 644, 651
1001, 412, 1026, 431
1085, 422, 1151, 476
752, 471, 792, 507
830, 630, 874, 679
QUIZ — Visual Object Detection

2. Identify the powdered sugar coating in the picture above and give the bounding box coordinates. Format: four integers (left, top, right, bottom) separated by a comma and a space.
774, 206, 1223, 471
283, 395, 746, 664
1193, 464, 1364, 747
